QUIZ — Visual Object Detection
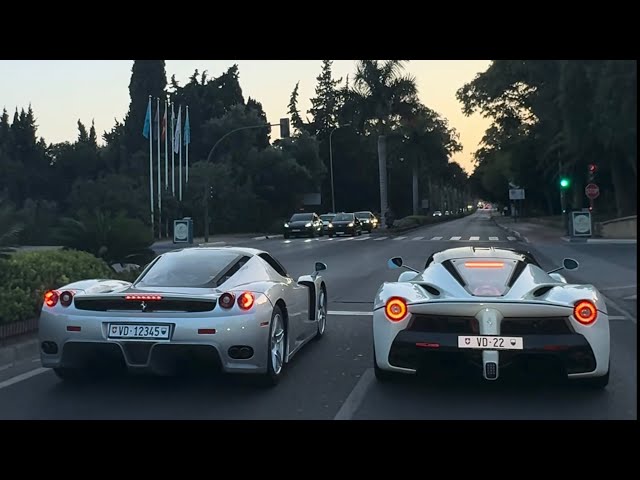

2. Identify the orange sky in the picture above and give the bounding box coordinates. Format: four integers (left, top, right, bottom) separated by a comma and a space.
0, 60, 492, 174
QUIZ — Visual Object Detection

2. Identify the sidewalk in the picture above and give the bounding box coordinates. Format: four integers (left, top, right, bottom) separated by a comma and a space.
491, 215, 636, 245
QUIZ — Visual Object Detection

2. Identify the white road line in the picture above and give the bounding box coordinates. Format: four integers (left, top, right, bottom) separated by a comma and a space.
328, 310, 372, 316
602, 293, 637, 324
252, 236, 265, 240
609, 316, 627, 320
489, 236, 499, 241
337, 237, 355, 242
600, 284, 637, 292
431, 236, 443, 241
393, 236, 407, 241
469, 236, 480, 241
507, 236, 516, 241
411, 237, 424, 241
354, 236, 371, 241
334, 368, 375, 420
624, 294, 637, 301
450, 236, 462, 241
0, 367, 48, 391
374, 237, 388, 241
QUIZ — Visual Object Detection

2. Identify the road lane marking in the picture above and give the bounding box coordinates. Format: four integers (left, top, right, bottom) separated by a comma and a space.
431, 236, 442, 241
334, 368, 375, 421
609, 316, 627, 320
600, 284, 637, 292
624, 294, 637, 301
0, 367, 48, 391
469, 236, 480, 241
328, 310, 372, 316
337, 237, 355, 242
507, 236, 516, 241
354, 236, 371, 241
450, 236, 461, 241
374, 237, 388, 241
602, 293, 637, 324
489, 236, 499, 241
411, 237, 424, 241
393, 237, 407, 241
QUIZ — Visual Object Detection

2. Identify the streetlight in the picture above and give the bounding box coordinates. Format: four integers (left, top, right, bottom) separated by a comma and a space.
329, 123, 351, 213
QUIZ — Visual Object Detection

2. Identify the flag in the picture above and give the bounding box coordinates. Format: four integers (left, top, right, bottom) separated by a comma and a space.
184, 108, 190, 146
173, 106, 182, 153
142, 98, 152, 139
161, 105, 167, 141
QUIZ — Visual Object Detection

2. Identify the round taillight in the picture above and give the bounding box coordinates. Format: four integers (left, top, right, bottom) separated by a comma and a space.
238, 292, 254, 310
219, 292, 235, 309
44, 290, 59, 308
60, 290, 75, 307
574, 300, 598, 325
385, 297, 408, 322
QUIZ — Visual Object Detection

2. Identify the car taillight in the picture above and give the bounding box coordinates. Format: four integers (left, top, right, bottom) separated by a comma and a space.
59, 290, 76, 307
238, 292, 254, 310
125, 294, 162, 301
385, 297, 408, 322
574, 300, 598, 325
44, 290, 59, 308
219, 292, 235, 309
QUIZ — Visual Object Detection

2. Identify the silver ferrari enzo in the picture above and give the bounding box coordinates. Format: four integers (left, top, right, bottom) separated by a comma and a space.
39, 246, 328, 386
373, 247, 610, 388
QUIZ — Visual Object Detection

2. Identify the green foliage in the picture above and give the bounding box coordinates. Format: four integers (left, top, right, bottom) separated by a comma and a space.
0, 193, 23, 258
0, 249, 115, 324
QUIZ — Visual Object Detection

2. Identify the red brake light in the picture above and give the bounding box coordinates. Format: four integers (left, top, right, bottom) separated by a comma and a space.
464, 262, 504, 269
219, 292, 235, 309
574, 300, 597, 325
60, 290, 76, 307
44, 290, 59, 307
385, 297, 408, 322
125, 295, 162, 301
238, 292, 254, 310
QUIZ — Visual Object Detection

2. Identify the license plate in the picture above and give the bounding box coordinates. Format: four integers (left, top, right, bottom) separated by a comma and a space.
458, 336, 523, 350
108, 324, 170, 339
292, 229, 301, 232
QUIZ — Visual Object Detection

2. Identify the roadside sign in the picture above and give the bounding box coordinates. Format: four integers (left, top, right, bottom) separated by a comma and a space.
585, 183, 600, 199
174, 217, 193, 244
509, 188, 525, 200
571, 211, 592, 237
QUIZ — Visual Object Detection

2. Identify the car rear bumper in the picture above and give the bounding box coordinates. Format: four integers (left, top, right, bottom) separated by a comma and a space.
385, 330, 605, 379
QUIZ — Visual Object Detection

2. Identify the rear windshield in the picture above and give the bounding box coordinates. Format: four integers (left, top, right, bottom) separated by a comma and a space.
290, 213, 313, 221
320, 214, 335, 221
333, 213, 354, 221
136, 250, 248, 288
355, 212, 370, 218
450, 258, 518, 296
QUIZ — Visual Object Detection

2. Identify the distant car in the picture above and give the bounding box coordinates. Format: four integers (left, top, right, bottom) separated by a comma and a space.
320, 213, 336, 234
328, 212, 362, 237
284, 212, 323, 238
355, 211, 379, 232
432, 211, 442, 217
444, 211, 450, 216
372, 247, 610, 388
39, 247, 329, 386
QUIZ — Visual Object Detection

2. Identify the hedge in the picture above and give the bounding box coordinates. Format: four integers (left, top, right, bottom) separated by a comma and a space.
0, 249, 135, 325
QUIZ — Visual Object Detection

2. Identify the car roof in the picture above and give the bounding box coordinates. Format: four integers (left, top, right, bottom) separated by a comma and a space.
168, 246, 266, 257
432, 246, 529, 263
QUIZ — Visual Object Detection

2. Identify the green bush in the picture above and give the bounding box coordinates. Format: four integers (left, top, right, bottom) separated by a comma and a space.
0, 249, 115, 325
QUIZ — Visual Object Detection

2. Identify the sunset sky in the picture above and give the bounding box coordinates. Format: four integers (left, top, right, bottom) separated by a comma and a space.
0, 60, 492, 174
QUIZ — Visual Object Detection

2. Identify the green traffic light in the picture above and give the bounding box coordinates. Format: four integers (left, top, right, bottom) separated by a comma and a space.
560, 178, 570, 188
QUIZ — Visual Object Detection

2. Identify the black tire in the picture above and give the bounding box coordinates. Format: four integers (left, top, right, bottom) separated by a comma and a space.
256, 305, 287, 387
570, 370, 610, 389
329, 233, 334, 238
53, 367, 90, 383
314, 287, 327, 340
284, 233, 290, 239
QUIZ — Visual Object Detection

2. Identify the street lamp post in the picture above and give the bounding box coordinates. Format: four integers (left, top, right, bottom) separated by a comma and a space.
329, 123, 351, 213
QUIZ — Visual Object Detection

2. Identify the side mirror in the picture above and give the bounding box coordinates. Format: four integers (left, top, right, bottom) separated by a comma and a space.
563, 258, 579, 271
388, 257, 403, 269
314, 262, 327, 273
398, 271, 418, 282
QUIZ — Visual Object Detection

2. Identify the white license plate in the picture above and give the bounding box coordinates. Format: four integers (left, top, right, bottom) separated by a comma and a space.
292, 229, 301, 232
458, 336, 523, 350
108, 324, 170, 339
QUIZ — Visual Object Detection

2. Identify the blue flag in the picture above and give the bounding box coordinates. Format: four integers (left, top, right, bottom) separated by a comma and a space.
184, 108, 191, 146
142, 98, 151, 139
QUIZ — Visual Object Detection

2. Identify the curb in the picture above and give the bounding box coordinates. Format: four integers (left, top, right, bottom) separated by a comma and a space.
0, 338, 40, 369
561, 237, 636, 245
490, 217, 526, 242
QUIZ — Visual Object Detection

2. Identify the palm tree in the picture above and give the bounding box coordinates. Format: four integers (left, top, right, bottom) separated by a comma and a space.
348, 60, 418, 220
0, 196, 23, 258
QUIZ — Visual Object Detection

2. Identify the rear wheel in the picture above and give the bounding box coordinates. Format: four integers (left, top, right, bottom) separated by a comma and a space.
256, 305, 287, 387
315, 287, 327, 339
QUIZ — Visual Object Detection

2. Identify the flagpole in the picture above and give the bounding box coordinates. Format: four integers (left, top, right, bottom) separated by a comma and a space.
156, 97, 161, 239
185, 105, 189, 185
178, 105, 183, 201
148, 95, 154, 237
164, 99, 168, 190
171, 102, 176, 196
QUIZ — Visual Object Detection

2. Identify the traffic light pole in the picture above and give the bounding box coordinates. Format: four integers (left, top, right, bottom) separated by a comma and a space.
202, 121, 289, 242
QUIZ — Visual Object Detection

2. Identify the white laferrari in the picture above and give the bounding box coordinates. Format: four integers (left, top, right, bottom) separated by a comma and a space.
372, 247, 610, 388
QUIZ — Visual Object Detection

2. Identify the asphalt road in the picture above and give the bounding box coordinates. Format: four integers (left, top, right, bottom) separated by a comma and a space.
0, 211, 636, 419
